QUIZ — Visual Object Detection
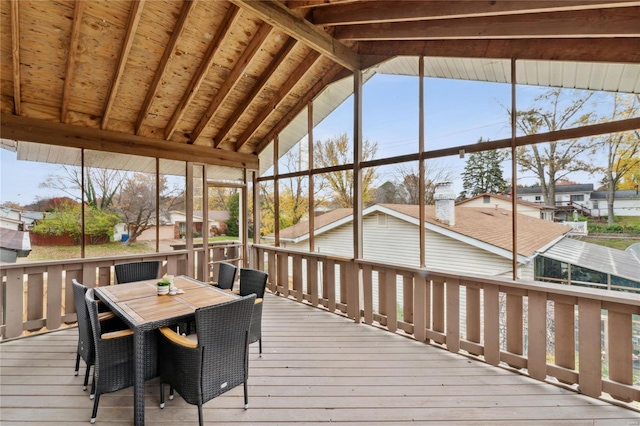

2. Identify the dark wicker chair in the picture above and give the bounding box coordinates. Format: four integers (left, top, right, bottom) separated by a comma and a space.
114, 260, 160, 284
72, 279, 121, 393
214, 262, 237, 291
239, 268, 268, 355
84, 288, 158, 424
158, 295, 256, 426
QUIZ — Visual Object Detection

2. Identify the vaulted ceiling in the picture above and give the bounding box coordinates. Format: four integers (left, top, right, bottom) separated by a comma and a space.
1, 1, 639, 174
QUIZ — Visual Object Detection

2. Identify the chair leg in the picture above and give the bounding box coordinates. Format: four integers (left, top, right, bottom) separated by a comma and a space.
160, 383, 165, 408
169, 386, 174, 400
83, 364, 91, 391
90, 372, 96, 400
259, 338, 262, 356
90, 394, 100, 424
75, 353, 80, 376
244, 381, 248, 409
198, 403, 204, 426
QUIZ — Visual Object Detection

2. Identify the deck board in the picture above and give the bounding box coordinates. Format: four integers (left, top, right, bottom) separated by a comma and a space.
1, 293, 639, 425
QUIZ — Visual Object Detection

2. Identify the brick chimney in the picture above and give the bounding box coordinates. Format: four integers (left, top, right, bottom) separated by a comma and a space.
434, 181, 455, 226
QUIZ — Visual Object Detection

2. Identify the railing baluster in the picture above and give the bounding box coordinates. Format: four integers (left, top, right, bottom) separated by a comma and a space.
465, 281, 481, 355
307, 257, 319, 307
607, 307, 633, 402
578, 298, 602, 398
506, 292, 524, 366
362, 263, 373, 325
292, 253, 303, 302
384, 267, 397, 333
484, 285, 500, 366
528, 290, 547, 380
446, 278, 460, 353
413, 271, 427, 343
46, 265, 63, 331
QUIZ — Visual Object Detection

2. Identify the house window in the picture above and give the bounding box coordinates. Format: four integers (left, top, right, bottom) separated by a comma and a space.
570, 194, 584, 202
483, 195, 490, 203
593, 201, 599, 209
535, 196, 541, 201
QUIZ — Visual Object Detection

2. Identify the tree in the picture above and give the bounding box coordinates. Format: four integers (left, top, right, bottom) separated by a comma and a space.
41, 166, 124, 209
115, 173, 183, 245
226, 192, 240, 237
314, 133, 378, 208
592, 94, 640, 223
389, 163, 454, 205
31, 199, 119, 243
511, 88, 597, 205
459, 139, 507, 199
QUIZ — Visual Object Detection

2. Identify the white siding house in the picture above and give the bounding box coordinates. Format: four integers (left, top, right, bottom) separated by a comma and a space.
457, 193, 554, 221
589, 190, 640, 217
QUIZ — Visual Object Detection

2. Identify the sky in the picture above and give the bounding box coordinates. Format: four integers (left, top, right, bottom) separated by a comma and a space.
0, 74, 611, 207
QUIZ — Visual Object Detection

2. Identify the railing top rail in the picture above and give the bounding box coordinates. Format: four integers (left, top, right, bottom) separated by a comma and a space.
0, 250, 189, 271
252, 243, 354, 263
253, 244, 640, 307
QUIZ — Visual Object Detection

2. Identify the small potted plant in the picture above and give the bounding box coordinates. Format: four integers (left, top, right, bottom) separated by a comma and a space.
157, 279, 170, 295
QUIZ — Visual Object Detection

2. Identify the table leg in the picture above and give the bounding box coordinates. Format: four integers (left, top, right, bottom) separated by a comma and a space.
134, 328, 145, 425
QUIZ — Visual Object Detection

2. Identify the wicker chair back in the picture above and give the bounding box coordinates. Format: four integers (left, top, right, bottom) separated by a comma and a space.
216, 262, 237, 290
114, 260, 160, 284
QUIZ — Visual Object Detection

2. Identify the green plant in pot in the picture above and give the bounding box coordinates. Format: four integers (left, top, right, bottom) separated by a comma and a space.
157, 279, 170, 295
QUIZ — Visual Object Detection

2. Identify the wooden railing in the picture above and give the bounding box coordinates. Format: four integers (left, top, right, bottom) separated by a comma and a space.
250, 244, 640, 406
169, 241, 243, 283
0, 251, 188, 339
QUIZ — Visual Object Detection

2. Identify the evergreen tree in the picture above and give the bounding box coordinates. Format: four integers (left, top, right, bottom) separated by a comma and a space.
226, 192, 240, 237
459, 139, 507, 199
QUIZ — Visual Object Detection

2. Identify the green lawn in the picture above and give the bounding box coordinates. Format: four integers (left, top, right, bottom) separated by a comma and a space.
23, 241, 154, 261
582, 237, 640, 251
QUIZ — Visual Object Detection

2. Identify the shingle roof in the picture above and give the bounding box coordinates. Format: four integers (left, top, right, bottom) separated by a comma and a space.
275, 204, 571, 258
277, 208, 352, 241
380, 204, 571, 258
590, 190, 640, 200
515, 184, 594, 194
0, 227, 32, 252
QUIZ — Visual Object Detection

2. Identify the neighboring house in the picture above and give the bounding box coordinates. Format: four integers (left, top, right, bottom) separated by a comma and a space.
0, 206, 24, 231
457, 193, 556, 221
515, 184, 594, 210
513, 184, 640, 218
272, 184, 572, 280
170, 210, 230, 238
0, 227, 32, 263
589, 190, 640, 217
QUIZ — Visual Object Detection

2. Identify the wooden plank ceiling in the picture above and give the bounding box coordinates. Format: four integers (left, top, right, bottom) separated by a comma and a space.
1, 0, 639, 170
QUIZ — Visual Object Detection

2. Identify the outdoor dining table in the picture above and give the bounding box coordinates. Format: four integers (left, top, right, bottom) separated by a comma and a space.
94, 275, 238, 426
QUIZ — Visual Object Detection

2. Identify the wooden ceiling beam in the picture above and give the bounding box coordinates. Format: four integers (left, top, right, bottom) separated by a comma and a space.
213, 38, 297, 148
229, 0, 360, 70
10, 0, 21, 116
135, 0, 198, 135
101, 0, 145, 130
357, 39, 640, 63
313, 1, 640, 26
205, 23, 273, 148
334, 7, 640, 40
256, 62, 350, 154
60, 0, 85, 124
234, 50, 323, 152
166, 5, 241, 142
287, 0, 359, 9
0, 114, 259, 170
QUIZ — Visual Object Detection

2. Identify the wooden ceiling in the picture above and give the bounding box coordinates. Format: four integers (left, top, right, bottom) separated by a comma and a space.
1, 0, 639, 170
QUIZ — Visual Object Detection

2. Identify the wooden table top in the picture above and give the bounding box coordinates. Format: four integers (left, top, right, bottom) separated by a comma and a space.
96, 276, 237, 326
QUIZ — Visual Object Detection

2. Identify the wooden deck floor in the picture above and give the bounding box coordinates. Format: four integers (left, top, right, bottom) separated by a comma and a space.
2, 293, 639, 425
